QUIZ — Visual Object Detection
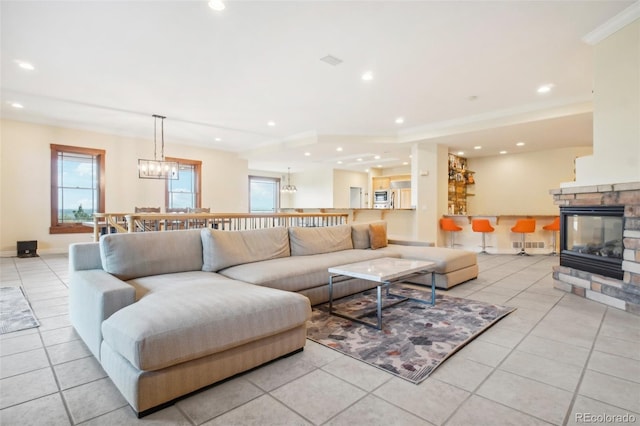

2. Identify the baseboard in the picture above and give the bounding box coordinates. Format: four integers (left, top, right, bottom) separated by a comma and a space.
1, 248, 68, 258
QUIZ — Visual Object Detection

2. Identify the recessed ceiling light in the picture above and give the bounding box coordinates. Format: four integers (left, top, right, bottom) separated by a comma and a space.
377, 165, 382, 168
357, 158, 363, 162
214, 137, 221, 142
10, 102, 24, 109
409, 155, 412, 158
374, 155, 380, 160
336, 147, 343, 152
516, 142, 525, 146
208, 0, 225, 11
365, 168, 369, 172
457, 151, 464, 156
304, 152, 311, 157
474, 146, 482, 150
337, 160, 343, 164
361, 71, 373, 81
500, 150, 507, 155
395, 117, 405, 124
537, 84, 554, 93
402, 162, 409, 165
15, 60, 34, 71
267, 121, 275, 126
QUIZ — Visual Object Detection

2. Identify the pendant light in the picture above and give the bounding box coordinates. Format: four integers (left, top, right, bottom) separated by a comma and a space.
281, 167, 297, 193
138, 115, 179, 179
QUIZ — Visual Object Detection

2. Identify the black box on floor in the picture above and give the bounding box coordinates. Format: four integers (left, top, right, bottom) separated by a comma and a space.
17, 240, 38, 258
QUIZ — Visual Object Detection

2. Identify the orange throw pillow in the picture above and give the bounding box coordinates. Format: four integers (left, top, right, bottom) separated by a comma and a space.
369, 223, 388, 249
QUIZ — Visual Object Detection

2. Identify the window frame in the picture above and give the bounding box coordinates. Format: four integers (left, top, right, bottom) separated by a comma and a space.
248, 175, 281, 213
50, 144, 105, 234
165, 157, 202, 209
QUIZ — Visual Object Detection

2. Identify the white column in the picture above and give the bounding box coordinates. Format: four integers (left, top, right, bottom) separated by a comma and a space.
411, 142, 449, 245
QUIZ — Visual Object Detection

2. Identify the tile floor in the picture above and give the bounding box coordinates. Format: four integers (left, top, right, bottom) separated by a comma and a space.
1, 254, 639, 425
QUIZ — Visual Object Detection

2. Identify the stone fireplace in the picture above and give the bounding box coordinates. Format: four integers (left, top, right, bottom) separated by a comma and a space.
550, 182, 640, 315
560, 205, 624, 280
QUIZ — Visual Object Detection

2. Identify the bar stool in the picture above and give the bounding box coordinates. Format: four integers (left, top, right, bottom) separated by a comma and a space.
440, 218, 462, 248
511, 219, 536, 255
543, 217, 560, 255
471, 219, 495, 254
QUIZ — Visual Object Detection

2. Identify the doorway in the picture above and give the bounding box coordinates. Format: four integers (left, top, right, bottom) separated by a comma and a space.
349, 187, 362, 208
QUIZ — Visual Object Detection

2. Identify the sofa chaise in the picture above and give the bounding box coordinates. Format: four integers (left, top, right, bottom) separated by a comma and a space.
69, 221, 477, 416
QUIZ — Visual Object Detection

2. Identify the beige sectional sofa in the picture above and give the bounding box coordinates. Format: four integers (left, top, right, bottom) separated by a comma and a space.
69, 222, 477, 416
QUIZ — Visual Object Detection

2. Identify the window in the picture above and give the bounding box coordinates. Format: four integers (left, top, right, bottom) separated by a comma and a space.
249, 176, 280, 213
165, 158, 202, 209
50, 144, 105, 234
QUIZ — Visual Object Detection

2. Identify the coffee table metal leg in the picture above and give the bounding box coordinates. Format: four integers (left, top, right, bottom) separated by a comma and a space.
431, 271, 436, 305
377, 284, 383, 330
329, 274, 335, 314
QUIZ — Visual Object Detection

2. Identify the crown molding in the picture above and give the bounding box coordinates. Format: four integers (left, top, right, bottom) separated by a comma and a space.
582, 1, 640, 45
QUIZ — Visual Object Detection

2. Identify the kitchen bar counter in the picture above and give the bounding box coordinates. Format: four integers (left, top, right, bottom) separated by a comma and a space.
443, 213, 559, 254
443, 214, 557, 225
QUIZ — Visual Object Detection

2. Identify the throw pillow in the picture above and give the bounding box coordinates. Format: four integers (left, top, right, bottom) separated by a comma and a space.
369, 223, 388, 249
351, 222, 372, 249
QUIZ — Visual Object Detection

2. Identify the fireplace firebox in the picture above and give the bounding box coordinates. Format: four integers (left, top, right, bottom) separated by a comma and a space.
560, 206, 624, 280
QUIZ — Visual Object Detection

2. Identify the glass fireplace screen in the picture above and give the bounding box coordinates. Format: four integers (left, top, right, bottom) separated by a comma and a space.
564, 214, 623, 259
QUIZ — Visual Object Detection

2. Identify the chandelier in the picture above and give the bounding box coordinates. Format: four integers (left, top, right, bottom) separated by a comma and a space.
281, 167, 297, 193
138, 115, 179, 179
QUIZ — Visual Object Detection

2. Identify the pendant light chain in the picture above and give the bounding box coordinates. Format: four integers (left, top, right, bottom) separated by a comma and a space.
160, 116, 165, 161
154, 116, 158, 161
152, 114, 167, 161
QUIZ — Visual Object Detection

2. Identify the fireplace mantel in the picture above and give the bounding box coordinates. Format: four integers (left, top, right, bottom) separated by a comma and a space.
550, 182, 640, 315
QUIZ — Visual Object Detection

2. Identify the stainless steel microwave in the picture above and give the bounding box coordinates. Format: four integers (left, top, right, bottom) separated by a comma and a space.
374, 190, 390, 202
373, 190, 391, 208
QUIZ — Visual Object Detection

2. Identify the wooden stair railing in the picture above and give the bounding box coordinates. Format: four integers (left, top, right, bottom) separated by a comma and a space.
88, 212, 349, 241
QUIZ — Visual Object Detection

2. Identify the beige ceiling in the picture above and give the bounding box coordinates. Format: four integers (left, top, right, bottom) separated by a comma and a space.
1, 0, 634, 173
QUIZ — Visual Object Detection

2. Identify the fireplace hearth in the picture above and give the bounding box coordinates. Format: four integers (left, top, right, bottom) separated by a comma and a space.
560, 206, 624, 280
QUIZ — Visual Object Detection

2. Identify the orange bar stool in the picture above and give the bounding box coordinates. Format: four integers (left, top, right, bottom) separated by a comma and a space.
440, 218, 463, 248
511, 219, 536, 255
471, 219, 495, 254
543, 217, 560, 255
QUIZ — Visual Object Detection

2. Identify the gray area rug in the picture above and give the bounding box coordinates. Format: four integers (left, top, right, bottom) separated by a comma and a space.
0, 286, 40, 334
307, 284, 515, 384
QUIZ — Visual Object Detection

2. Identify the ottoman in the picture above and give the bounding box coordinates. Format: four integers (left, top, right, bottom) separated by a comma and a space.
381, 244, 479, 289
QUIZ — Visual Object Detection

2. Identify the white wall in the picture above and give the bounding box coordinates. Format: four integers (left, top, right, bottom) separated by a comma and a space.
381, 165, 411, 176
332, 170, 368, 208
573, 19, 640, 186
0, 119, 248, 255
285, 169, 334, 208
468, 146, 592, 215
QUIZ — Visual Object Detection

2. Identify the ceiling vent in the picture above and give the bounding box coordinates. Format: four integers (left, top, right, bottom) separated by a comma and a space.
320, 55, 343, 66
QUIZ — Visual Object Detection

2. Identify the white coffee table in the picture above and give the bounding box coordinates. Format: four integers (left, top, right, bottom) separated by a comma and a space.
328, 257, 436, 330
